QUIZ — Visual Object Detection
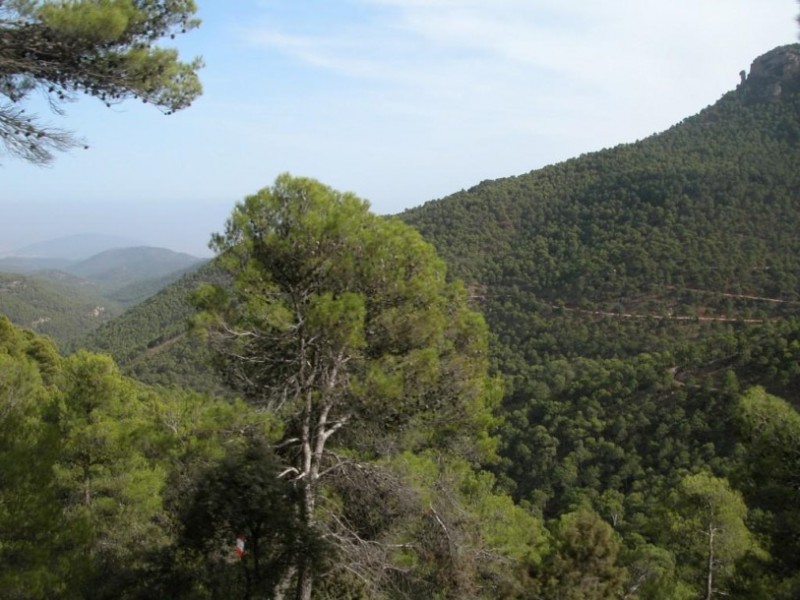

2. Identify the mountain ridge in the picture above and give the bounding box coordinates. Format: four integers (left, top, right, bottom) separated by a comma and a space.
2, 233, 144, 260
84, 44, 800, 389
0, 246, 206, 348
62, 246, 205, 288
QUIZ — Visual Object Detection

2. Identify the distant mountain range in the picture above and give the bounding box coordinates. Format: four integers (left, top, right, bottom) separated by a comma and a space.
59, 246, 205, 290
2, 233, 144, 260
0, 243, 206, 348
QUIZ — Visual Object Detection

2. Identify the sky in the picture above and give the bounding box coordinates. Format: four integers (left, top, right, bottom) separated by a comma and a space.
2, 0, 798, 257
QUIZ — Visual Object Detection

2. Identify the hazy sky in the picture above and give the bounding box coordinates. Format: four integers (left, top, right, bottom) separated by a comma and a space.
2, 0, 798, 256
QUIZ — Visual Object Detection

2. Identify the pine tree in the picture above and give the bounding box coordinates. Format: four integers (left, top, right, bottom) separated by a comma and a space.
0, 0, 202, 163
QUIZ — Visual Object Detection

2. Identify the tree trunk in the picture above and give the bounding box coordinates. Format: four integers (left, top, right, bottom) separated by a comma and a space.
274, 567, 296, 600
295, 478, 316, 600
295, 566, 313, 600
705, 526, 716, 600
296, 390, 317, 600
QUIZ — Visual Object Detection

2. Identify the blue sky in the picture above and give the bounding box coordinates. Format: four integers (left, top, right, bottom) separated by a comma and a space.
2, 0, 798, 256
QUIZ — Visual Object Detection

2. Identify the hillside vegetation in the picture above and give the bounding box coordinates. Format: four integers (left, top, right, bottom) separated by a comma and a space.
62, 246, 204, 293
80, 261, 228, 392
399, 43, 800, 596
0, 271, 123, 345
0, 247, 205, 349
63, 44, 800, 597
402, 44, 800, 362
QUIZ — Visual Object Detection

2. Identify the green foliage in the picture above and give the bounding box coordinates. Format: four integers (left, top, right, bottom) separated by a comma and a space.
0, 300, 527, 600
735, 387, 800, 581
620, 543, 686, 600
33, 43, 800, 596
0, 271, 124, 347
195, 174, 505, 598
374, 451, 546, 599
49, 351, 171, 596
0, 317, 79, 598
173, 438, 321, 600
198, 173, 499, 462
0, 0, 202, 163
668, 472, 762, 599
537, 508, 628, 600
0, 316, 292, 598
80, 261, 228, 392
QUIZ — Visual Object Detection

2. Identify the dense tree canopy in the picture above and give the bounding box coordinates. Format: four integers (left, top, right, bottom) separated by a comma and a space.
0, 314, 290, 598
0, 0, 202, 163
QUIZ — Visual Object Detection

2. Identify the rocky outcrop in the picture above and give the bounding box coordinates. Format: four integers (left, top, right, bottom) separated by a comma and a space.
741, 44, 800, 102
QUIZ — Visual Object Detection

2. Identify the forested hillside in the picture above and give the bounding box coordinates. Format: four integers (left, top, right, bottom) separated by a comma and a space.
61, 246, 204, 293
0, 247, 205, 350
80, 261, 228, 392
0, 271, 124, 344
399, 43, 800, 597
46, 43, 800, 597
403, 44, 800, 362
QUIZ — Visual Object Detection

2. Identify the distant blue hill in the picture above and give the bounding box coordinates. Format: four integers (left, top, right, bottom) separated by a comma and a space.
5, 233, 144, 261
0, 245, 207, 346
63, 246, 205, 290
0, 256, 75, 273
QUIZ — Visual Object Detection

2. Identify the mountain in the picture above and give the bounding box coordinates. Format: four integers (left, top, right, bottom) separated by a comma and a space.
40, 44, 800, 595
4, 233, 143, 260
85, 44, 800, 392
1, 245, 207, 299
102, 264, 208, 307
0, 272, 123, 346
391, 46, 800, 584
79, 261, 229, 392
401, 43, 800, 364
61, 246, 206, 292
0, 257, 74, 273
0, 247, 206, 348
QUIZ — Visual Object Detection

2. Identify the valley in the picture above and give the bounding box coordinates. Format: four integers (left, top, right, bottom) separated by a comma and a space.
0, 242, 206, 348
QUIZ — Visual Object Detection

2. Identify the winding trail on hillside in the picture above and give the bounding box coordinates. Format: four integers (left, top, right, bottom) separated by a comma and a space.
552, 306, 767, 323
665, 286, 800, 305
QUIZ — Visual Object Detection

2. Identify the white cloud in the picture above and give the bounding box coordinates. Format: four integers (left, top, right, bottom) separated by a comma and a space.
229, 0, 798, 212
243, 1, 796, 119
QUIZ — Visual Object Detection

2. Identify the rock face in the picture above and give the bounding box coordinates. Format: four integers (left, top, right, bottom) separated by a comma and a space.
742, 44, 800, 102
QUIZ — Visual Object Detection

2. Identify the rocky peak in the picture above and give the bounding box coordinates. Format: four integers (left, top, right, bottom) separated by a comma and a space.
740, 44, 800, 102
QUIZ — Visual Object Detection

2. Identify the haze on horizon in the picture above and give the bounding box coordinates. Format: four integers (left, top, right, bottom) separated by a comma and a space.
2, 0, 797, 257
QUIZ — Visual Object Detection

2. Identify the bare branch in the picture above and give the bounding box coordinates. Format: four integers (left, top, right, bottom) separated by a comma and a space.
0, 101, 78, 163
